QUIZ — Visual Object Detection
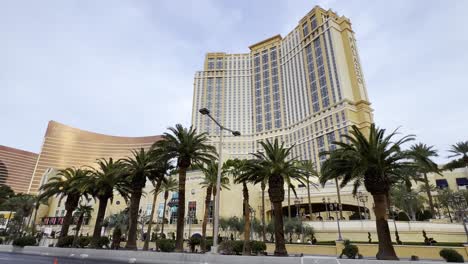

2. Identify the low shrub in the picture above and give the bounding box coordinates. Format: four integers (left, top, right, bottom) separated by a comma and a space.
188, 236, 201, 252
219, 240, 266, 255
251, 241, 266, 255
439, 249, 464, 263
205, 238, 213, 252
339, 240, 359, 259
0, 237, 3, 245
12, 236, 36, 247
157, 239, 176, 252
411, 255, 419, 261
56, 236, 74, 248
91, 236, 110, 249
77, 236, 91, 248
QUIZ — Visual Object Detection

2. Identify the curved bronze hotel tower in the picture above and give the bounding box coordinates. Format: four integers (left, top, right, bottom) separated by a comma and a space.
28, 120, 162, 194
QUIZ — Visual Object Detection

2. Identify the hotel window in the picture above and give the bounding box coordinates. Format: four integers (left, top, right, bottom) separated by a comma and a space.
146, 203, 152, 216
216, 58, 223, 69
208, 58, 215, 70
436, 179, 449, 189
311, 16, 317, 30
303, 22, 309, 36
187, 201, 197, 223
456, 178, 468, 190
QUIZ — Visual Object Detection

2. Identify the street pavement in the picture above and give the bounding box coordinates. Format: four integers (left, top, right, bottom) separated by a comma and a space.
0, 252, 128, 264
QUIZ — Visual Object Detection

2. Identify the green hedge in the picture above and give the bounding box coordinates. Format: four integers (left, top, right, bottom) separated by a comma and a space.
440, 249, 464, 263
219, 240, 266, 255
12, 236, 37, 247
157, 239, 176, 252
56, 236, 74, 248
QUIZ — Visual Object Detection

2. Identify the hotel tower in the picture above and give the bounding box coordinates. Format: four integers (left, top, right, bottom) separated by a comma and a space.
192, 6, 373, 166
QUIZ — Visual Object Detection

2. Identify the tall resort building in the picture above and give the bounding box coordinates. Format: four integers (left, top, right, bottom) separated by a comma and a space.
192, 6, 373, 166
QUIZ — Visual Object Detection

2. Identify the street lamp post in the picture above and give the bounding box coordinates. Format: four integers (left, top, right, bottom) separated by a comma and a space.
330, 201, 343, 241
322, 198, 329, 220
199, 108, 241, 253
294, 197, 303, 242
358, 192, 369, 220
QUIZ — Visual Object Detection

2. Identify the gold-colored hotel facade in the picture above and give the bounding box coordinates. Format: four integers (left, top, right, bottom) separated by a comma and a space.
5, 6, 467, 243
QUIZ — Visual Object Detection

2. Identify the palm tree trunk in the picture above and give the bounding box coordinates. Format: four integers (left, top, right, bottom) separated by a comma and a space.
373, 193, 398, 260
261, 182, 266, 242
423, 173, 435, 216
72, 214, 84, 247
287, 186, 291, 219
272, 201, 287, 256
160, 194, 168, 236
334, 178, 343, 219
143, 180, 162, 251
307, 176, 312, 220
92, 197, 109, 244
31, 206, 39, 235
268, 175, 287, 256
125, 190, 143, 250
175, 167, 187, 252
242, 182, 251, 255
201, 185, 212, 252
61, 196, 79, 238
212, 192, 217, 237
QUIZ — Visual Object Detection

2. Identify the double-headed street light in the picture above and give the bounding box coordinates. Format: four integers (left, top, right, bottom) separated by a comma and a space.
199, 108, 241, 253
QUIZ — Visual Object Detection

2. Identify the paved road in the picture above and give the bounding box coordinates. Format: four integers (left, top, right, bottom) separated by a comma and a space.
0, 252, 127, 264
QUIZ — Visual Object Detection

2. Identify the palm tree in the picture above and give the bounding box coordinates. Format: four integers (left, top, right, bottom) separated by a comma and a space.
319, 124, 413, 260
72, 204, 94, 247
84, 158, 130, 246
260, 180, 267, 242
143, 153, 173, 251
225, 159, 252, 255
300, 161, 319, 220
243, 139, 305, 256
154, 124, 217, 252
199, 161, 230, 252
122, 148, 156, 250
29, 195, 49, 235
445, 141, 468, 170
159, 176, 178, 237
408, 143, 439, 216
39, 167, 90, 237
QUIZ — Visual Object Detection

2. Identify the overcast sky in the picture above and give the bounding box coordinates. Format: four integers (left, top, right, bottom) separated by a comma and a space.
1, 0, 467, 163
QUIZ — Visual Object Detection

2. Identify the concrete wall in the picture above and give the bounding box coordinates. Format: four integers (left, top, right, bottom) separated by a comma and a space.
0, 244, 460, 264
266, 242, 468, 261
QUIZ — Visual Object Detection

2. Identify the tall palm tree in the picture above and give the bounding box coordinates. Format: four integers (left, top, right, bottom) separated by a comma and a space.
122, 148, 155, 250
199, 161, 230, 252
72, 204, 94, 247
159, 176, 178, 237
39, 167, 90, 237
84, 158, 130, 247
143, 153, 173, 251
320, 124, 413, 260
300, 161, 319, 220
260, 180, 267, 242
154, 124, 216, 252
445, 141, 468, 170
408, 143, 439, 216
225, 159, 251, 255
243, 139, 305, 256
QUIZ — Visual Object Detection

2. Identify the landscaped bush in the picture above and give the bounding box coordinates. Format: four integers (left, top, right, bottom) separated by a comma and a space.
397, 211, 410, 221
12, 236, 36, 247
157, 239, 176, 252
205, 238, 213, 252
77, 236, 91, 248
56, 236, 74, 248
219, 240, 265, 255
188, 236, 201, 252
440, 249, 464, 263
0, 237, 3, 244
339, 240, 359, 259
91, 236, 110, 249
251, 241, 266, 255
